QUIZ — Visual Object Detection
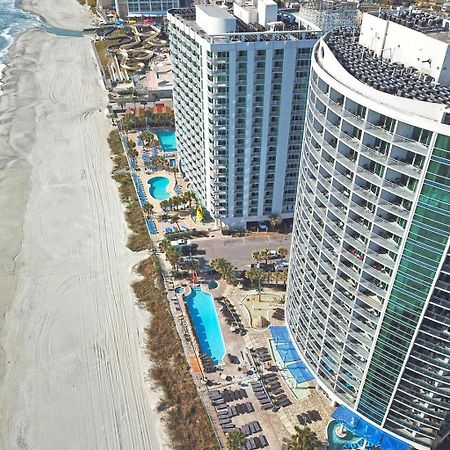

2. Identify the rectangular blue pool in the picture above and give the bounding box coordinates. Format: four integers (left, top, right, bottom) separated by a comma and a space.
156, 130, 176, 152
185, 287, 226, 364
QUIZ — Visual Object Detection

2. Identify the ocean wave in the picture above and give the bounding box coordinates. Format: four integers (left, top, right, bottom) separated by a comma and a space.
0, 0, 41, 88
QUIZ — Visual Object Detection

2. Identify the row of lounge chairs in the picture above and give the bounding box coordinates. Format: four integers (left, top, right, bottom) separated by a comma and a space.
241, 435, 269, 449
240, 420, 262, 436
217, 298, 246, 335
261, 372, 292, 408
221, 388, 248, 402
141, 151, 151, 165
216, 402, 255, 417
146, 218, 157, 235
131, 173, 147, 206
252, 347, 271, 363
201, 354, 215, 373
209, 389, 269, 448
250, 381, 272, 411
297, 410, 322, 426
129, 156, 138, 170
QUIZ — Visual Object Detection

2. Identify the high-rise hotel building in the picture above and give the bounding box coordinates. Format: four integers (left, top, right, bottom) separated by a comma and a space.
168, 3, 320, 228
286, 10, 450, 450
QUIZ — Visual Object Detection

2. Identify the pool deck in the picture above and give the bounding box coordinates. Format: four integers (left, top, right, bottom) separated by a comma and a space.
127, 132, 215, 236
122, 130, 333, 449
162, 271, 334, 448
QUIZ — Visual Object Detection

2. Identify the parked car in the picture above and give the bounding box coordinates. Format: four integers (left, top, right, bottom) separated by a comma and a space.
268, 250, 279, 259
274, 261, 289, 271
170, 239, 191, 247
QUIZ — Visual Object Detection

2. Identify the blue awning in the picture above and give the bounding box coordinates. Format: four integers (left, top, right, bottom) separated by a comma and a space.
269, 325, 291, 344
287, 361, 314, 383
380, 433, 410, 450
332, 405, 361, 429
277, 342, 300, 363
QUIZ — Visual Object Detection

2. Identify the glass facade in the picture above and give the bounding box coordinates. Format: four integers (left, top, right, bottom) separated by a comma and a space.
358, 135, 450, 428
286, 33, 450, 449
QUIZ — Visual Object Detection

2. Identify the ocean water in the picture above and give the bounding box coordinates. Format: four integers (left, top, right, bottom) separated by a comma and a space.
0, 0, 82, 84
0, 0, 40, 78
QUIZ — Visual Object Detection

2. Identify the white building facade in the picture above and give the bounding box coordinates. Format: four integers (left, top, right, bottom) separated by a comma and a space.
286, 11, 450, 450
168, 4, 320, 228
115, 0, 184, 17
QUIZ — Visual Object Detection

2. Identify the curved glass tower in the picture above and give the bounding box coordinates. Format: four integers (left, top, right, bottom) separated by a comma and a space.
286, 11, 450, 450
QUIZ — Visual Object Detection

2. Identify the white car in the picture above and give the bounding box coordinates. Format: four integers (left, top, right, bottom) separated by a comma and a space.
170, 239, 191, 247
274, 261, 289, 271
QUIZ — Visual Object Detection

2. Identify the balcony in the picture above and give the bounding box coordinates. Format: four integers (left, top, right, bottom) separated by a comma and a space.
336, 152, 357, 171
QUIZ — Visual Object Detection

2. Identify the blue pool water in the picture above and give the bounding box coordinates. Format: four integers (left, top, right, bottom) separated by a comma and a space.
185, 287, 226, 364
148, 176, 170, 200
327, 421, 360, 450
156, 130, 176, 152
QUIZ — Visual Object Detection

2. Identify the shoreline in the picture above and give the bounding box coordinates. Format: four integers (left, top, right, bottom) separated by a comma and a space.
0, 1, 167, 448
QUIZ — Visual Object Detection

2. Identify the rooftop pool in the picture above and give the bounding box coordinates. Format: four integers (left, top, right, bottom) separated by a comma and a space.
148, 176, 170, 201
185, 287, 226, 364
156, 130, 176, 152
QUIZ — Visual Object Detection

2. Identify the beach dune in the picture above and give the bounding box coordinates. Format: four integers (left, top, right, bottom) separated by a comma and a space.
0, 1, 166, 449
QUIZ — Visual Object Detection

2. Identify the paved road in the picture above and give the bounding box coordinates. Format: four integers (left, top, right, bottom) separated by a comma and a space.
192, 233, 292, 270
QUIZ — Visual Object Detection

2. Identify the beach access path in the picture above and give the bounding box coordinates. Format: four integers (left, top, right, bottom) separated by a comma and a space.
0, 1, 167, 449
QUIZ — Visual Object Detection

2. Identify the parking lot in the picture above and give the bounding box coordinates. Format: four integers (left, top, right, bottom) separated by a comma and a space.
191, 232, 292, 270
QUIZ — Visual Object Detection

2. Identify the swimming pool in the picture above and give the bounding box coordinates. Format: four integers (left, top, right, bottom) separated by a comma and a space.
185, 287, 226, 364
156, 130, 176, 152
148, 176, 170, 201
327, 421, 360, 450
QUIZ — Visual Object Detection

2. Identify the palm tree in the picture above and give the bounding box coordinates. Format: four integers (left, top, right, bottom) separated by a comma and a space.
159, 238, 172, 253
127, 148, 138, 158
171, 166, 179, 183
287, 426, 320, 450
160, 199, 169, 211
268, 214, 282, 231
211, 257, 235, 284
259, 248, 270, 264
171, 196, 181, 211
166, 247, 181, 270
226, 429, 246, 450
170, 213, 181, 231
252, 251, 263, 265
142, 203, 154, 218
279, 269, 288, 287
166, 198, 174, 211
245, 267, 266, 302
277, 247, 288, 259
140, 130, 154, 145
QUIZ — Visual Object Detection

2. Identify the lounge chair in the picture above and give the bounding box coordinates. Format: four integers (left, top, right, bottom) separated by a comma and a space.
259, 435, 269, 447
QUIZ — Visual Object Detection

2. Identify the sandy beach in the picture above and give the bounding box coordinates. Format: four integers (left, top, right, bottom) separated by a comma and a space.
0, 1, 167, 449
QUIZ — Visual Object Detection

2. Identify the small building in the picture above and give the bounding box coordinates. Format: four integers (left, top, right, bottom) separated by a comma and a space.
146, 59, 173, 100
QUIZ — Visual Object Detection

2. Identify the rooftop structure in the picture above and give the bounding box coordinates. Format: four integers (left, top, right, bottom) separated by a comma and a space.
146, 58, 173, 99
168, 4, 320, 228
295, 0, 357, 33
286, 11, 450, 450
115, 0, 190, 17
